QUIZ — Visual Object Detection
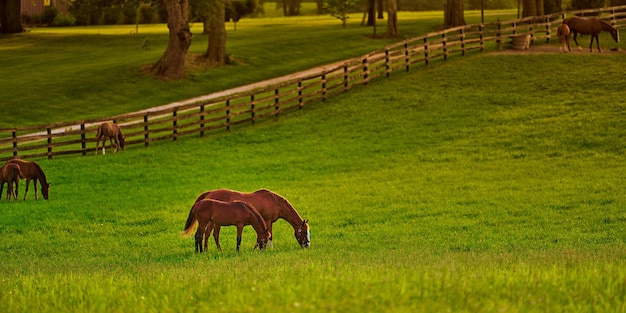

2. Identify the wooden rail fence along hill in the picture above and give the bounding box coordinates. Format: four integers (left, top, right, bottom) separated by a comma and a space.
2, 5, 626, 162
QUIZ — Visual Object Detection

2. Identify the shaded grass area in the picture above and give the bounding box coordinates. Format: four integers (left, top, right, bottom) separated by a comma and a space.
1, 50, 625, 311
0, 11, 519, 128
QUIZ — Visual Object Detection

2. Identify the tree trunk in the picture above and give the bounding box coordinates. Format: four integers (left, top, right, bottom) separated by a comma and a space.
316, 0, 323, 15
385, 0, 398, 38
445, 0, 466, 28
366, 0, 375, 26
522, 0, 537, 17
151, 0, 193, 80
0, 0, 24, 34
205, 0, 227, 65
377, 0, 383, 19
535, 0, 544, 16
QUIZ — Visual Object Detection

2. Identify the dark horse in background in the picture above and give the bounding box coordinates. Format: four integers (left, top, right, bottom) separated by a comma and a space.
95, 122, 125, 155
0, 163, 23, 201
7, 159, 50, 200
193, 188, 310, 248
563, 16, 619, 52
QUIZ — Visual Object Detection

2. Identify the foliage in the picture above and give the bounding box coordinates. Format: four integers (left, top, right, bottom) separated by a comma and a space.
52, 13, 77, 26
569, 0, 606, 9
324, 0, 359, 28
226, 0, 260, 22
1, 50, 626, 312
467, 0, 519, 9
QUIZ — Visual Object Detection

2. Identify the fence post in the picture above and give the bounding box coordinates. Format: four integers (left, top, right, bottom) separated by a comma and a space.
144, 115, 150, 145
81, 123, 86, 155
251, 95, 255, 124
199, 105, 205, 137
12, 130, 17, 158
443, 32, 448, 61
404, 43, 410, 72
385, 49, 390, 78
226, 100, 231, 131
322, 73, 327, 100
298, 81, 304, 109
479, 25, 484, 52
343, 66, 349, 91
362, 58, 369, 85
424, 37, 429, 65
173, 110, 178, 141
460, 28, 466, 56
497, 22, 502, 50
47, 127, 52, 159
274, 89, 280, 117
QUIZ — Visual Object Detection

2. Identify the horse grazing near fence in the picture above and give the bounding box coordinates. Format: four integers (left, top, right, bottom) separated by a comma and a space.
557, 23, 571, 52
563, 16, 619, 52
6, 159, 50, 200
0, 163, 23, 201
193, 188, 310, 248
182, 199, 271, 253
95, 122, 125, 155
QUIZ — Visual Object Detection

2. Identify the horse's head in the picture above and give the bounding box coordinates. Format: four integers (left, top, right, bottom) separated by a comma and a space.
42, 183, 50, 200
119, 136, 126, 150
257, 230, 271, 251
295, 220, 310, 248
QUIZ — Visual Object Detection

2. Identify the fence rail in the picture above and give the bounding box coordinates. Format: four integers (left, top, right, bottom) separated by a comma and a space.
3, 5, 626, 161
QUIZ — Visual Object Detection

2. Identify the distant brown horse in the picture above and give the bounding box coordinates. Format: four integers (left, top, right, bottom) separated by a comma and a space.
182, 199, 271, 253
0, 163, 22, 201
193, 188, 310, 248
564, 16, 619, 52
557, 23, 571, 53
6, 159, 50, 200
95, 122, 125, 155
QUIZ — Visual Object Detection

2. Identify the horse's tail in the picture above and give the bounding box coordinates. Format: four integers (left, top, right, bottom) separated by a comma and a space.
181, 205, 198, 237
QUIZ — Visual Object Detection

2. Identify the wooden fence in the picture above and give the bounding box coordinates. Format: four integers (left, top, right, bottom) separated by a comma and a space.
2, 5, 626, 162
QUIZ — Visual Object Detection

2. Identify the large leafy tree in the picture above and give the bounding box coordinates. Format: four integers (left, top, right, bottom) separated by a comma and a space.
150, 0, 193, 79
0, 0, 24, 33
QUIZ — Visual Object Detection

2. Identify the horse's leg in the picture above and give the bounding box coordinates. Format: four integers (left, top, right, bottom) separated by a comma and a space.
595, 35, 601, 53
213, 226, 222, 252
267, 221, 274, 249
236, 225, 243, 252
203, 221, 213, 252
95, 137, 100, 155
33, 179, 37, 200
573, 32, 582, 51
22, 177, 29, 200
195, 221, 207, 253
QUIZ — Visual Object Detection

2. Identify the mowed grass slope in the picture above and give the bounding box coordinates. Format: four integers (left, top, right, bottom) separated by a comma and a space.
0, 10, 520, 128
1, 49, 626, 312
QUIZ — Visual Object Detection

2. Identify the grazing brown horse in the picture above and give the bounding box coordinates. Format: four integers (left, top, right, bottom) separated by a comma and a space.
557, 23, 571, 53
182, 199, 271, 253
6, 159, 50, 200
95, 122, 125, 155
192, 188, 310, 248
0, 163, 22, 201
564, 16, 619, 52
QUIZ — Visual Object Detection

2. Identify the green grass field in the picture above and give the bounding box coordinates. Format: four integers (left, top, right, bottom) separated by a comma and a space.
0, 11, 519, 129
1, 11, 626, 313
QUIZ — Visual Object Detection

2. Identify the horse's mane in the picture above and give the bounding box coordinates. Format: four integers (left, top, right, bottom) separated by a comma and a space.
33, 162, 47, 183
237, 201, 267, 232
258, 189, 306, 222
598, 19, 617, 31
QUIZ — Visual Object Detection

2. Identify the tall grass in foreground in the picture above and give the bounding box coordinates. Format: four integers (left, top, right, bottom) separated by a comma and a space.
1, 52, 625, 312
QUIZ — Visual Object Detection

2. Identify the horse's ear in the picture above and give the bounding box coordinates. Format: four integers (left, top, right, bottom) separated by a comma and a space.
303, 219, 308, 225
